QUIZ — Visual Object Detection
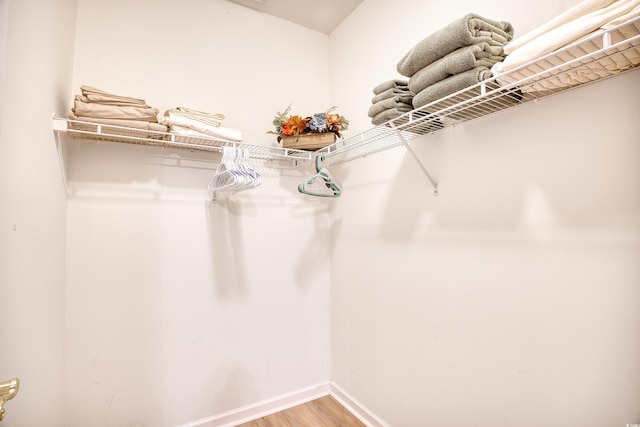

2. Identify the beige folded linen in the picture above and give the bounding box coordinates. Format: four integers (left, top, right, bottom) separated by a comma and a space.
67, 114, 169, 140
168, 124, 243, 142
504, 0, 619, 54
494, 0, 640, 74
494, 12, 640, 93
80, 85, 148, 106
75, 95, 147, 107
164, 107, 225, 128
175, 106, 225, 119
73, 98, 160, 122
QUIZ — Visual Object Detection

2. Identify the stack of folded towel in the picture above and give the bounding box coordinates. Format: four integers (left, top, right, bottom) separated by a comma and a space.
368, 79, 415, 125
159, 107, 243, 142
69, 85, 167, 133
397, 13, 514, 109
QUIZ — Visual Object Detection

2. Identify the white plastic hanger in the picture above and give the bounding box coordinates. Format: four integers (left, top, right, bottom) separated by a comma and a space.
209, 146, 261, 202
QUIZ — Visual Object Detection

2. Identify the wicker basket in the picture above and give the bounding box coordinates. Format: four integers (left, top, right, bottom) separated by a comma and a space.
279, 132, 336, 150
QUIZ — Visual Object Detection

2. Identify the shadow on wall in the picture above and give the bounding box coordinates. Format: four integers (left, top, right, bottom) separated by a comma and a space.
375, 87, 640, 241
292, 202, 339, 290
205, 198, 251, 299
66, 138, 219, 189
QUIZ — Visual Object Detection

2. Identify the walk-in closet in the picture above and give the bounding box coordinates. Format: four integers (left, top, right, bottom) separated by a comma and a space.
1, 0, 639, 426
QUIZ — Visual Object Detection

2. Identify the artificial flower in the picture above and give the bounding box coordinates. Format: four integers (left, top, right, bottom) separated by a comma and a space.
269, 104, 349, 139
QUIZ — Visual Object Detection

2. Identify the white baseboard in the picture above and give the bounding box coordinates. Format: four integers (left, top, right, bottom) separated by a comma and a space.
177, 382, 331, 427
176, 381, 389, 427
329, 382, 390, 427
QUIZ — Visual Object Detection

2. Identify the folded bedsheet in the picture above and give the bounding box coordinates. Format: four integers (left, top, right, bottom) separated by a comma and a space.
412, 66, 494, 109
80, 85, 148, 106
168, 125, 244, 142
493, 13, 640, 93
73, 98, 160, 122
504, 0, 619, 54
373, 79, 409, 94
408, 42, 506, 94
397, 13, 514, 77
67, 114, 168, 139
160, 115, 243, 142
164, 107, 226, 128
494, 0, 640, 75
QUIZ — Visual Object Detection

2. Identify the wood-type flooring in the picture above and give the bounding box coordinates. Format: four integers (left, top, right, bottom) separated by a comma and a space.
234, 395, 367, 426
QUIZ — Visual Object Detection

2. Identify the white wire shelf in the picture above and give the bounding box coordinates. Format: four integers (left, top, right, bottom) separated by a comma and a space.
52, 116, 313, 163
318, 16, 640, 166
52, 17, 639, 169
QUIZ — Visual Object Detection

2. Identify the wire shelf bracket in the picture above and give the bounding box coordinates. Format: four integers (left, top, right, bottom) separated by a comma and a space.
389, 122, 438, 197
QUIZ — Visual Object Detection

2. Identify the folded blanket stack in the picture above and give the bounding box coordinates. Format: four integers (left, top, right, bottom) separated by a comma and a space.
397, 13, 514, 109
70, 85, 167, 133
159, 107, 243, 142
368, 80, 414, 125
492, 0, 640, 92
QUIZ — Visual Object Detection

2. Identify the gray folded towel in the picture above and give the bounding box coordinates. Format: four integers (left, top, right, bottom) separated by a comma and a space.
371, 88, 414, 104
371, 109, 444, 133
371, 107, 414, 125
368, 97, 413, 118
412, 67, 494, 109
408, 43, 505, 94
373, 79, 409, 94
397, 13, 514, 77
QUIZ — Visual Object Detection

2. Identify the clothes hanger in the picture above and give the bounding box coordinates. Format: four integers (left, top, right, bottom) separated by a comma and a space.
209, 146, 261, 202
237, 148, 261, 188
209, 147, 243, 190
298, 155, 342, 198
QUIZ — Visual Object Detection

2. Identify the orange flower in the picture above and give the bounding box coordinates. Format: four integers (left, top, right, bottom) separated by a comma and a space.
327, 114, 341, 126
281, 122, 294, 136
268, 105, 348, 138
283, 115, 307, 136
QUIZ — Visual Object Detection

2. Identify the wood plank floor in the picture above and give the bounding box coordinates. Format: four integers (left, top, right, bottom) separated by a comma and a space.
234, 395, 366, 427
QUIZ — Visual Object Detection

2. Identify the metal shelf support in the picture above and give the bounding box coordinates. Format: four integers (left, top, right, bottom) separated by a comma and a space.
390, 123, 438, 197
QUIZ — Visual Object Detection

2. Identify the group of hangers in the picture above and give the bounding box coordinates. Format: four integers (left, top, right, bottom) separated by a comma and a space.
208, 146, 261, 202
209, 149, 340, 202
298, 154, 341, 198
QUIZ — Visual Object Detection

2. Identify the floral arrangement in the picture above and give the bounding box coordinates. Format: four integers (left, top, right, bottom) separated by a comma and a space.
269, 104, 349, 139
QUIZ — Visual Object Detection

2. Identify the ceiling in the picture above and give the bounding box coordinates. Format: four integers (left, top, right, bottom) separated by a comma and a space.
226, 0, 363, 34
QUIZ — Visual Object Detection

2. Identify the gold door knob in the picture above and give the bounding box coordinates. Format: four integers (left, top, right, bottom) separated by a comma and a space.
0, 378, 19, 422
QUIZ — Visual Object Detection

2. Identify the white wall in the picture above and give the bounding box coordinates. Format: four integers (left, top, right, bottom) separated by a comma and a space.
329, 1, 640, 426
65, 1, 332, 426
0, 0, 76, 426
3, 0, 638, 426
